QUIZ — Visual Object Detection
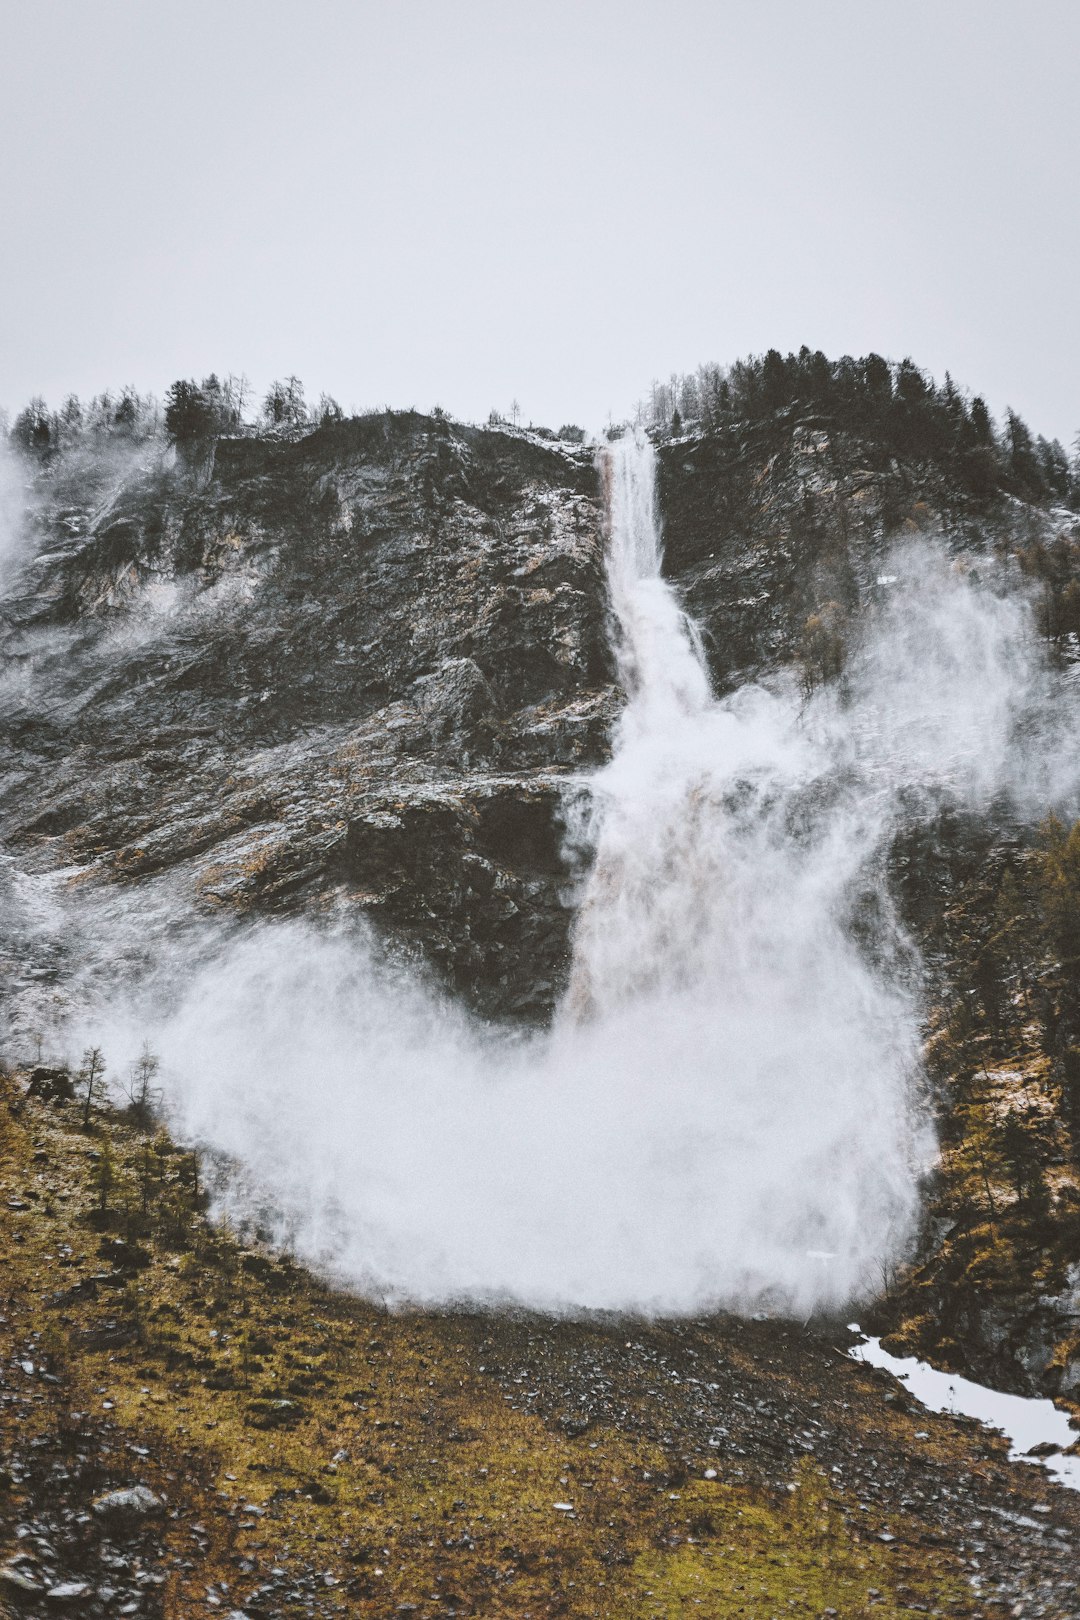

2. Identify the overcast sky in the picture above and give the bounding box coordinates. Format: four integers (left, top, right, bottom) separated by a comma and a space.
2, 1, 1078, 441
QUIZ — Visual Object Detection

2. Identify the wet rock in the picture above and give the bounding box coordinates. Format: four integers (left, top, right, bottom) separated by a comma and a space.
0, 412, 610, 1023
92, 1485, 165, 1519
0, 1562, 43, 1593
412, 656, 498, 748
1059, 1358, 1080, 1397
27, 1067, 74, 1102
45, 1580, 91, 1603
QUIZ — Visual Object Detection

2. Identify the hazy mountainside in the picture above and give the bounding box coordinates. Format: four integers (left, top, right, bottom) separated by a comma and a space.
655, 412, 1080, 1402
1, 413, 612, 1022
6, 397, 1078, 1010
3, 376, 1080, 1389
659, 422, 1078, 696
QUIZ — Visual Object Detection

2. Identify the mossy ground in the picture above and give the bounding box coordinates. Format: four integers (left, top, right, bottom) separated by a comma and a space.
871, 819, 1080, 1404
2, 1070, 1063, 1618
879, 1021, 1080, 1399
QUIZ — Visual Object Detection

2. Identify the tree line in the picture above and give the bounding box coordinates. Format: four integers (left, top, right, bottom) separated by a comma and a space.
645, 348, 1080, 508
8, 350, 1079, 510
4, 373, 345, 463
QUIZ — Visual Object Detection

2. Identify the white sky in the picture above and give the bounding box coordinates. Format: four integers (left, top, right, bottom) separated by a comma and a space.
2, 0, 1078, 442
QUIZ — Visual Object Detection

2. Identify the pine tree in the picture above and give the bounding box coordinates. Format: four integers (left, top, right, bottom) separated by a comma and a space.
164, 379, 215, 452
761, 348, 788, 412
1005, 409, 1044, 498
10, 397, 54, 460
969, 395, 995, 444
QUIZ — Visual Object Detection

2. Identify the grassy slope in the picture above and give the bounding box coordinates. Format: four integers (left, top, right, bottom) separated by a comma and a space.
880, 1040, 1080, 1388
4, 1073, 1078, 1619
878, 833, 1080, 1397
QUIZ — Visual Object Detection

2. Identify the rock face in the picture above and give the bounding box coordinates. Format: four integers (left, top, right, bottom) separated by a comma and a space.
4, 402, 1080, 1401
657, 420, 1054, 691
1, 413, 615, 1021
91, 1484, 164, 1519
4, 407, 1070, 1022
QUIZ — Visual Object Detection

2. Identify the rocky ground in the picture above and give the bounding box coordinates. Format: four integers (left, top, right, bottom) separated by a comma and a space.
3, 1072, 1080, 1620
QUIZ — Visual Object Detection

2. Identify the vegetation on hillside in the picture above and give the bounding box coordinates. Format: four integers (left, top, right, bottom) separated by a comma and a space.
644, 350, 1080, 509
6, 349, 1079, 515
879, 816, 1080, 1389
3, 375, 345, 466
4, 1071, 1030, 1619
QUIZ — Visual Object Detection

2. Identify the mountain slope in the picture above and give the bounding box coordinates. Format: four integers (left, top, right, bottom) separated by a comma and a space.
3, 384, 1080, 1459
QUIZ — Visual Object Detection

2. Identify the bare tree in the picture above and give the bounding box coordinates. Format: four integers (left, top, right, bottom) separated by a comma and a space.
262, 376, 309, 435
223, 372, 251, 428
126, 1042, 162, 1127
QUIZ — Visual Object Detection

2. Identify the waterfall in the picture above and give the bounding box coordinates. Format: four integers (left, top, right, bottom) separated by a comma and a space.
601, 431, 712, 726
558, 430, 925, 1306
36, 431, 973, 1317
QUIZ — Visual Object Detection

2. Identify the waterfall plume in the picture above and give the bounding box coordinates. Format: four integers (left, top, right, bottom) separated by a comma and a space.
12, 432, 1078, 1315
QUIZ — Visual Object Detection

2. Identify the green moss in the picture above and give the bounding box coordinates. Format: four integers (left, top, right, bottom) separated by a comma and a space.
0, 1080, 983, 1618
620, 1468, 967, 1618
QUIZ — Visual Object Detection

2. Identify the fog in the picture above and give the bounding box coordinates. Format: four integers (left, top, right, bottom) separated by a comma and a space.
8, 438, 1076, 1319
0, 445, 31, 598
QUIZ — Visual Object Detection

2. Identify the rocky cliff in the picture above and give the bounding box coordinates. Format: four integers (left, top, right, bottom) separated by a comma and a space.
658, 419, 1062, 692
4, 400, 1080, 1407
1, 413, 614, 1022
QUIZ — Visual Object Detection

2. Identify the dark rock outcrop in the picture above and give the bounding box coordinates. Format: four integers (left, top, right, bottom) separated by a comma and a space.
658, 420, 1058, 691
1, 413, 614, 1020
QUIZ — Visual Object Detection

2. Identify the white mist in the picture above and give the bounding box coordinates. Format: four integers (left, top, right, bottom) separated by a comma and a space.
60, 435, 944, 1316
25, 435, 1080, 1316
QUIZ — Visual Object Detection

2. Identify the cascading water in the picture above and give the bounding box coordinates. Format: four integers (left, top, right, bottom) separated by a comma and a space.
566, 431, 719, 1017
556, 435, 925, 1308
601, 431, 711, 722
